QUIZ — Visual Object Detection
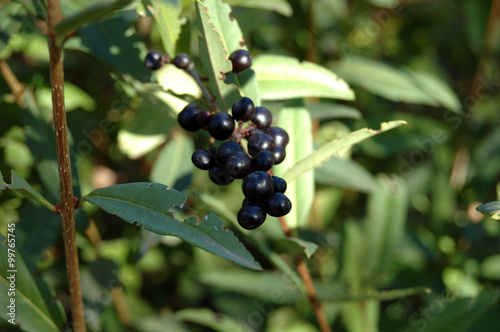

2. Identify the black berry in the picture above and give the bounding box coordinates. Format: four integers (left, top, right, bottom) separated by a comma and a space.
229, 49, 252, 73
251, 150, 274, 171
237, 204, 266, 230
272, 176, 287, 193
209, 166, 234, 186
266, 193, 292, 217
208, 112, 235, 140
242, 171, 274, 203
144, 50, 164, 70
178, 104, 202, 132
251, 107, 272, 129
247, 133, 275, 156
265, 127, 289, 148
273, 147, 286, 164
172, 53, 192, 69
216, 141, 243, 164
232, 97, 255, 122
196, 110, 211, 129
192, 149, 214, 170
226, 152, 251, 179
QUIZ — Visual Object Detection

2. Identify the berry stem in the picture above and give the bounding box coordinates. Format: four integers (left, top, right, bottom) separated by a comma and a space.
278, 217, 332, 332
47, 0, 86, 330
185, 67, 220, 113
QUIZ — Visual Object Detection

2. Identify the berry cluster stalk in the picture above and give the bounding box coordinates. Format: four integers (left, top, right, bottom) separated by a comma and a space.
47, 0, 86, 330
279, 217, 332, 332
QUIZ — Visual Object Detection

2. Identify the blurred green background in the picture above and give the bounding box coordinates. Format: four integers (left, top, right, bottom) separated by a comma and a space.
1, 0, 500, 331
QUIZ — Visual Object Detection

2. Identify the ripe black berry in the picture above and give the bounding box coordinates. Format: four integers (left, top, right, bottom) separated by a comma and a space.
226, 152, 251, 179
196, 110, 211, 129
229, 49, 252, 73
216, 141, 242, 164
232, 97, 255, 122
209, 166, 234, 186
251, 150, 274, 171
192, 149, 214, 170
208, 112, 235, 140
172, 53, 192, 69
251, 107, 272, 129
242, 171, 274, 203
178, 104, 202, 132
272, 176, 287, 193
265, 127, 289, 148
247, 133, 275, 156
237, 204, 266, 230
266, 193, 292, 217
273, 147, 286, 165
144, 50, 164, 70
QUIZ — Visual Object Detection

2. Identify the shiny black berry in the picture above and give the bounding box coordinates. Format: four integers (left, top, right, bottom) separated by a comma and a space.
229, 49, 252, 73
247, 133, 275, 156
178, 104, 202, 132
242, 171, 274, 203
172, 53, 192, 69
196, 110, 211, 129
251, 107, 272, 129
251, 150, 274, 171
216, 141, 242, 164
273, 147, 286, 165
208, 112, 235, 140
209, 166, 234, 186
192, 149, 214, 170
226, 152, 251, 179
272, 176, 287, 193
232, 97, 255, 122
265, 127, 289, 148
237, 204, 266, 230
144, 50, 164, 70
266, 193, 292, 217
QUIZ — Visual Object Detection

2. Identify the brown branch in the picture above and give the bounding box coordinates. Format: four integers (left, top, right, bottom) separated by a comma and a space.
47, 0, 86, 331
278, 217, 332, 332
0, 59, 25, 106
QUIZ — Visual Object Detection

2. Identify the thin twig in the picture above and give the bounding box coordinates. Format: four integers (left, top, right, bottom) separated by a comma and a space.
0, 59, 25, 106
278, 217, 332, 332
185, 67, 220, 113
47, 0, 86, 330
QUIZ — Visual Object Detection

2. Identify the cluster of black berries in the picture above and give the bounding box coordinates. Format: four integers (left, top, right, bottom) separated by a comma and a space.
145, 49, 291, 230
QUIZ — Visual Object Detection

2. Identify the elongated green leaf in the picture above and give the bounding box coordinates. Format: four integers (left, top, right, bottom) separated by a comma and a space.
176, 308, 251, 332
283, 121, 406, 182
201, 0, 260, 104
276, 238, 319, 258
315, 157, 378, 193
1, 170, 56, 212
226, 0, 293, 16
334, 57, 462, 112
306, 102, 362, 120
55, 0, 132, 37
476, 201, 500, 220
0, 237, 65, 331
81, 183, 262, 270
149, 0, 184, 56
253, 55, 355, 101
328, 287, 431, 302
196, 0, 240, 111
272, 107, 314, 228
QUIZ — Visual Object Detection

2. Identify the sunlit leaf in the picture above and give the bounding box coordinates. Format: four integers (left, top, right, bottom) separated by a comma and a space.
226, 0, 293, 16
149, 0, 184, 56
176, 308, 251, 332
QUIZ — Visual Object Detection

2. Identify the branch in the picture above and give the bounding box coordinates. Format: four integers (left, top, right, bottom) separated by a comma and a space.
47, 0, 86, 330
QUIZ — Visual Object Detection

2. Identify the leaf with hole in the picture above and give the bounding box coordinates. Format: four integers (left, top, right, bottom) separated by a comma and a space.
81, 182, 262, 270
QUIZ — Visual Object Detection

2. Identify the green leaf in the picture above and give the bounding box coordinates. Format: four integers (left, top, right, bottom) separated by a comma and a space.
1, 170, 56, 213
328, 287, 431, 302
306, 102, 362, 120
175, 308, 251, 332
81, 183, 262, 270
253, 55, 355, 101
196, 0, 240, 111
148, 0, 184, 56
150, 133, 194, 190
276, 238, 319, 259
476, 201, 500, 220
315, 157, 378, 193
283, 120, 406, 182
0, 237, 65, 331
272, 106, 314, 228
55, 0, 133, 38
156, 64, 202, 98
225, 0, 293, 16
480, 254, 500, 280
333, 57, 462, 112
